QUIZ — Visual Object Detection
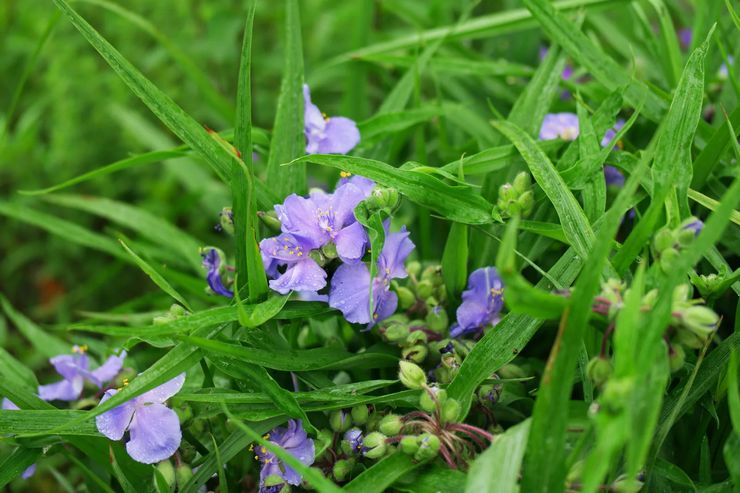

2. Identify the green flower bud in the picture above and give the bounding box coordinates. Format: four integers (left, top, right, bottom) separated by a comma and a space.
416, 280, 434, 300
384, 323, 410, 343
399, 361, 427, 390
378, 414, 403, 436
600, 377, 633, 414
362, 432, 388, 459
414, 433, 441, 461
586, 356, 613, 387
308, 249, 328, 267
175, 464, 194, 489
659, 247, 679, 273
321, 242, 338, 260
477, 383, 503, 405
425, 307, 449, 333
420, 386, 447, 413
406, 261, 422, 277
330, 410, 352, 432
669, 344, 686, 373
405, 330, 428, 346
681, 305, 719, 339
366, 187, 400, 211
219, 207, 235, 235
402, 344, 428, 364
155, 461, 176, 488
351, 405, 369, 425
497, 364, 526, 379
396, 286, 416, 310
421, 265, 441, 284
517, 190, 535, 217
441, 398, 461, 424
512, 172, 532, 194
675, 328, 704, 349
611, 474, 644, 493
566, 460, 584, 483
399, 435, 419, 455
257, 209, 282, 232
262, 473, 286, 491
333, 459, 354, 482
653, 228, 675, 252
673, 284, 691, 303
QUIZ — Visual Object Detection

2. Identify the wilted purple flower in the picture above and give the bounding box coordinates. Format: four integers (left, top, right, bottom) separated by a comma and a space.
450, 267, 504, 338
96, 374, 184, 464
201, 247, 233, 298
329, 226, 415, 327
344, 428, 364, 455
254, 419, 315, 493
539, 113, 579, 141
2, 399, 37, 479
274, 179, 372, 263
304, 85, 360, 155
259, 234, 327, 295
38, 346, 126, 401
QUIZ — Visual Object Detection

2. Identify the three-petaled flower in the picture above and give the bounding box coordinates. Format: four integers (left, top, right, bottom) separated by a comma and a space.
254, 419, 315, 493
450, 267, 504, 338
38, 345, 126, 401
329, 224, 415, 327
95, 374, 185, 464
201, 247, 234, 298
304, 85, 360, 155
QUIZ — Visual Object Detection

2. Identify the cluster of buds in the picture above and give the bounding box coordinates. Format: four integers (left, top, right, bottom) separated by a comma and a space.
653, 217, 703, 273
495, 172, 535, 219
153, 304, 190, 325
154, 460, 194, 491
395, 262, 448, 313
667, 284, 720, 353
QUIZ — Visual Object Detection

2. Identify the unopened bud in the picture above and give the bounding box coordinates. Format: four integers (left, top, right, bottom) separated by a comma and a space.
330, 410, 352, 432
416, 280, 434, 299
402, 344, 428, 363
420, 386, 447, 412
659, 247, 679, 273
396, 287, 416, 310
219, 207, 235, 235
156, 461, 176, 488
351, 405, 369, 425
512, 172, 532, 194
478, 383, 503, 405
333, 459, 354, 482
384, 323, 410, 343
378, 414, 403, 436
425, 307, 449, 333
669, 344, 686, 373
362, 432, 387, 459
257, 210, 281, 232
320, 242, 338, 260
175, 464, 194, 489
681, 305, 719, 338
414, 433, 441, 461
587, 356, 613, 387
399, 361, 427, 390
399, 435, 419, 455
441, 398, 461, 423
406, 261, 422, 277
653, 228, 675, 252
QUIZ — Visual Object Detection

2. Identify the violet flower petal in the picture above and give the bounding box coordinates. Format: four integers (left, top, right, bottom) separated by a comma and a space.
138, 373, 186, 404
49, 354, 87, 381
277, 195, 327, 249
2, 398, 20, 410
604, 165, 625, 187
315, 117, 360, 154
379, 227, 415, 279
329, 262, 372, 324
539, 113, 579, 141
268, 258, 327, 295
335, 221, 368, 264
38, 376, 84, 401
21, 464, 37, 479
95, 389, 136, 440
88, 351, 127, 387
125, 402, 182, 464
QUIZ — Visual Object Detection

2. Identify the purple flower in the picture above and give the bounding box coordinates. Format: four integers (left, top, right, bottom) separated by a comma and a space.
682, 218, 704, 236
96, 374, 185, 464
329, 226, 415, 327
274, 179, 372, 263
38, 346, 126, 401
201, 248, 233, 298
678, 28, 692, 51
254, 419, 315, 492
344, 428, 364, 455
2, 399, 37, 479
450, 267, 504, 338
539, 46, 573, 81
601, 118, 625, 148
539, 113, 579, 141
259, 234, 327, 295
604, 166, 625, 187
304, 85, 360, 155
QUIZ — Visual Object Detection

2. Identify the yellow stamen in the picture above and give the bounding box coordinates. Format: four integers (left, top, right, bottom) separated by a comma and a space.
340, 171, 352, 178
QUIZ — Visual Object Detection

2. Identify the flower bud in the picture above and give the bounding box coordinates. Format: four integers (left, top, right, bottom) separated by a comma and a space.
175, 464, 194, 489
333, 459, 354, 482
420, 386, 447, 412
314, 429, 334, 460
441, 398, 461, 424
219, 207, 235, 235
659, 247, 679, 273
384, 323, 410, 343
395, 286, 416, 310
402, 344, 428, 364
681, 305, 719, 338
497, 364, 526, 379
477, 383, 503, 405
517, 190, 535, 217
262, 474, 286, 492
330, 410, 352, 432
399, 435, 419, 455
653, 228, 675, 252
378, 414, 403, 436
308, 249, 328, 267
155, 461, 176, 488
680, 216, 703, 237
405, 330, 428, 346
600, 377, 633, 414
366, 187, 400, 212
425, 307, 449, 333
362, 432, 388, 459
398, 361, 427, 390
320, 242, 338, 260
586, 356, 613, 387
414, 433, 441, 461
350, 405, 369, 425
512, 171, 532, 194
611, 474, 644, 493
415, 280, 434, 300
257, 210, 281, 232
675, 329, 704, 349
669, 344, 686, 373
406, 261, 422, 277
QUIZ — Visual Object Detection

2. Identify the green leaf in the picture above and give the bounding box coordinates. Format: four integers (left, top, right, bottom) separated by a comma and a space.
0, 410, 99, 436
0, 295, 69, 358
210, 435, 229, 493
236, 293, 290, 328
0, 347, 38, 389
441, 222, 468, 303
0, 448, 41, 488
343, 453, 421, 493
466, 419, 530, 493
290, 154, 493, 224
266, 0, 305, 197
118, 240, 193, 312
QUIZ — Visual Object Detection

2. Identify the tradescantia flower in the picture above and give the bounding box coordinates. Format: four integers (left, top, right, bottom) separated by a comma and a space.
201, 247, 233, 298
539, 113, 579, 141
329, 225, 415, 327
450, 267, 504, 338
304, 85, 360, 155
259, 233, 328, 295
253, 419, 315, 493
38, 346, 126, 401
2, 399, 37, 479
344, 428, 365, 455
96, 374, 185, 464
274, 178, 373, 263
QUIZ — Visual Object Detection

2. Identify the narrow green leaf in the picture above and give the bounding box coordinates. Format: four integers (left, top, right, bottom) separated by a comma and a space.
466, 419, 530, 493
0, 295, 69, 358
237, 293, 290, 328
343, 453, 420, 493
0, 448, 41, 488
441, 222, 468, 302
